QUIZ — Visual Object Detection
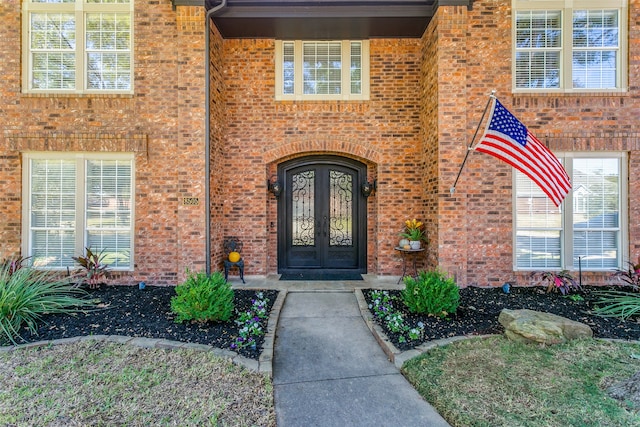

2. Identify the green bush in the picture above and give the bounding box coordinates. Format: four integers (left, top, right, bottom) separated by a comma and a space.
0, 264, 92, 345
170, 271, 234, 323
402, 269, 460, 318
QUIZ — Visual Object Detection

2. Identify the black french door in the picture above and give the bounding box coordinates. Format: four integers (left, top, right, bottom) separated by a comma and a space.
278, 156, 367, 274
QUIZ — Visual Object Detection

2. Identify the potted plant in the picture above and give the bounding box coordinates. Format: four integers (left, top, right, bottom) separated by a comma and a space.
400, 219, 426, 249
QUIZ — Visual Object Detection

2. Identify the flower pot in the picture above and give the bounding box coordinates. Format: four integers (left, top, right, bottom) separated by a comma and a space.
399, 238, 410, 248
409, 240, 421, 250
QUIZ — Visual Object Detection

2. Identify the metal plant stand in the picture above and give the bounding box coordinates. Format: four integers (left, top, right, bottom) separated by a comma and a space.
394, 247, 425, 284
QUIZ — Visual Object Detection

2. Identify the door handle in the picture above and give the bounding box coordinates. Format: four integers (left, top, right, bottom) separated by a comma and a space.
323, 215, 327, 236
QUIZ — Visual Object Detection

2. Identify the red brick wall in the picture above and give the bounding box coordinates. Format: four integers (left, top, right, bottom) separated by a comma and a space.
220, 38, 424, 276
2, 0, 638, 286
0, 1, 207, 285
433, 1, 640, 286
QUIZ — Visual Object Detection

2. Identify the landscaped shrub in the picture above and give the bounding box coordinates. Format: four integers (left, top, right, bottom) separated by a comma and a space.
1, 255, 31, 276
72, 247, 109, 288
612, 258, 640, 290
0, 264, 92, 345
402, 269, 460, 318
593, 291, 640, 320
170, 271, 234, 323
531, 270, 581, 295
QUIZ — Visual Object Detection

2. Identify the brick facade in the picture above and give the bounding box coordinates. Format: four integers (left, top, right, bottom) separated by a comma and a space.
0, 0, 208, 285
0, 0, 638, 286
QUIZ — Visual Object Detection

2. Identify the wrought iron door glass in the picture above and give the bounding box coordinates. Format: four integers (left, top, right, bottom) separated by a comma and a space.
329, 170, 353, 246
291, 170, 315, 246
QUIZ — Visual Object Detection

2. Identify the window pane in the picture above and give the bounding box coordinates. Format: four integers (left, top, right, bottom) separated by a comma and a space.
329, 170, 353, 247
85, 159, 132, 268
572, 158, 620, 269
86, 0, 130, 3
350, 42, 362, 95
516, 11, 561, 49
32, 230, 76, 268
30, 13, 76, 89
282, 41, 295, 95
516, 170, 562, 269
573, 10, 619, 48
291, 170, 315, 246
30, 159, 77, 268
572, 9, 618, 89
515, 51, 560, 89
516, 230, 562, 269
572, 50, 617, 89
31, 13, 76, 50
32, 0, 75, 3
27, 2, 132, 93
303, 41, 342, 95
86, 13, 131, 90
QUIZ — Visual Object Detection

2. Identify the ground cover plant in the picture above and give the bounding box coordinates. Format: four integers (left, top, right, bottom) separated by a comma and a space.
363, 285, 640, 351
7, 285, 277, 360
402, 336, 640, 427
0, 340, 275, 426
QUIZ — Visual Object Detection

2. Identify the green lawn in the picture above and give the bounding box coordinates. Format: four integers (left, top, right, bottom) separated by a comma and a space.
0, 341, 275, 426
403, 336, 640, 427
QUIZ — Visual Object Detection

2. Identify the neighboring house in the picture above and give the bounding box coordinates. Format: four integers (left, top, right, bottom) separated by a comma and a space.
0, 0, 637, 286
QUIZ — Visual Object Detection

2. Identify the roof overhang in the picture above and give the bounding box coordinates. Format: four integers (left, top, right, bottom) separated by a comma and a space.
173, 0, 473, 39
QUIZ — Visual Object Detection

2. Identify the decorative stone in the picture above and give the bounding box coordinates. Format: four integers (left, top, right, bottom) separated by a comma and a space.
498, 308, 593, 345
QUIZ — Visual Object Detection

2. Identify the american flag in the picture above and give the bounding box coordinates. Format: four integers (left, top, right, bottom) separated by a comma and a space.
474, 98, 571, 207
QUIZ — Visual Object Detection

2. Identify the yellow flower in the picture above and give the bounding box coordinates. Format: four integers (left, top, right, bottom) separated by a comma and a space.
405, 219, 422, 230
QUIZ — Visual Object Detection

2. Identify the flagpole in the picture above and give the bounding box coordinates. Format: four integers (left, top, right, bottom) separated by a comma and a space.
450, 90, 496, 196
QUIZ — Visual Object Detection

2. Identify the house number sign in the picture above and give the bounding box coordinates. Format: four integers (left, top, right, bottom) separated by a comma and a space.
182, 197, 200, 206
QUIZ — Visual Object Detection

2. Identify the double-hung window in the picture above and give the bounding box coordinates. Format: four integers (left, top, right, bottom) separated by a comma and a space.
513, 0, 627, 92
275, 40, 369, 101
22, 0, 133, 94
22, 153, 134, 270
515, 153, 627, 271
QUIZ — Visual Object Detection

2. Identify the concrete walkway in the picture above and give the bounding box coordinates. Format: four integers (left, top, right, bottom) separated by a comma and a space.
273, 291, 451, 427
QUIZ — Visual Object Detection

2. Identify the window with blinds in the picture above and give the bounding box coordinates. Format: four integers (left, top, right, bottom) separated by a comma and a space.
572, 158, 620, 269
23, 0, 133, 94
514, 154, 625, 271
513, 0, 627, 92
24, 153, 134, 270
275, 40, 369, 101
29, 159, 77, 268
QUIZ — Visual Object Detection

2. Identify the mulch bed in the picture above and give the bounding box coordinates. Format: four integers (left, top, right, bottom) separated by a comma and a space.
11, 284, 640, 360
13, 285, 278, 360
363, 286, 640, 352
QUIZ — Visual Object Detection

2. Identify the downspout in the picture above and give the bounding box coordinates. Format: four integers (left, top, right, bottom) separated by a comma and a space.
205, 0, 226, 275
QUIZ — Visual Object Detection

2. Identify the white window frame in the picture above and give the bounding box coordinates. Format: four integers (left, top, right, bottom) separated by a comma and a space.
22, 0, 134, 95
22, 152, 135, 271
275, 40, 370, 101
513, 152, 628, 272
512, 0, 628, 93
